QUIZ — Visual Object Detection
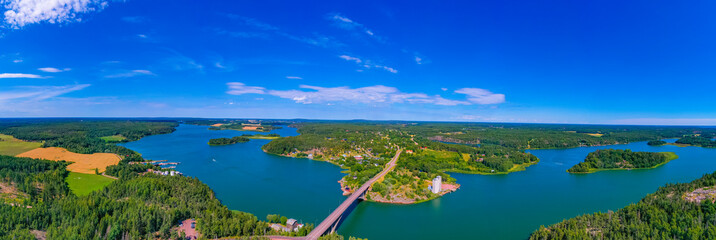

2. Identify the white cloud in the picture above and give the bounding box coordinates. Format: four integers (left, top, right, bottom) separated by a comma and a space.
214, 62, 226, 69
0, 73, 44, 78
455, 88, 506, 104
225, 83, 502, 107
268, 85, 400, 104
104, 69, 155, 78
38, 67, 70, 72
226, 82, 266, 95
339, 55, 361, 64
2, 0, 109, 28
0, 84, 89, 101
441, 88, 448, 91
137, 34, 147, 39
415, 56, 423, 64
286, 76, 302, 79
12, 59, 22, 63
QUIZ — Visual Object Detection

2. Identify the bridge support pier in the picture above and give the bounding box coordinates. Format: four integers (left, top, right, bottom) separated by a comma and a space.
330, 215, 342, 233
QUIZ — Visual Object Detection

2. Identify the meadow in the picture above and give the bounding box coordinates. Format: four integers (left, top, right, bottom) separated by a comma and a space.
0, 134, 42, 156
66, 172, 115, 196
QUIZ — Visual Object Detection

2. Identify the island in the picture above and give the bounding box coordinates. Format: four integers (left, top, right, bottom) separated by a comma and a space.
531, 170, 716, 239
208, 136, 250, 146
647, 140, 666, 146
567, 149, 678, 173
245, 133, 281, 139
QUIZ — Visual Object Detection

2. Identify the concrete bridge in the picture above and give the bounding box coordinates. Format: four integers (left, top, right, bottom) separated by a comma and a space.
298, 149, 402, 240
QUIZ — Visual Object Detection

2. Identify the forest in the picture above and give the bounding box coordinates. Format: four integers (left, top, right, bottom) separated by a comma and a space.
647, 140, 667, 146
208, 136, 250, 146
0, 119, 319, 239
676, 136, 716, 148
567, 149, 676, 173
530, 171, 716, 239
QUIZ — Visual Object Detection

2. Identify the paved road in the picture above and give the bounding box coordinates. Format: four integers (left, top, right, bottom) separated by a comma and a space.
302, 149, 402, 240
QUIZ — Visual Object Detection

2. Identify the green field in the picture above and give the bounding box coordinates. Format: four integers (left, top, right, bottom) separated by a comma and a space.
66, 172, 115, 196
0, 134, 42, 156
100, 135, 127, 142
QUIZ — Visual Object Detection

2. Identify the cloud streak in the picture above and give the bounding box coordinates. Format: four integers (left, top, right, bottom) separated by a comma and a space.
0, 73, 45, 78
104, 69, 155, 78
329, 13, 380, 40
226, 82, 504, 106
38, 67, 70, 72
338, 55, 398, 74
0, 84, 90, 101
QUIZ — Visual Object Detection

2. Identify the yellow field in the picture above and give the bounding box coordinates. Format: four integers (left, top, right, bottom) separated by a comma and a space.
0, 134, 42, 156
17, 147, 121, 174
586, 133, 603, 137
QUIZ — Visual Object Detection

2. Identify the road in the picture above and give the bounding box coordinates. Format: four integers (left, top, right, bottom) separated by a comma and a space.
302, 149, 402, 240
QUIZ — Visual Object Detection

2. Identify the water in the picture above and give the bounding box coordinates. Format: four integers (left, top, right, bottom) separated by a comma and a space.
122, 126, 716, 240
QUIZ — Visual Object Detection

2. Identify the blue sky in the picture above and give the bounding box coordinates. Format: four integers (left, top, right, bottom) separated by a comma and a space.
1, 0, 715, 125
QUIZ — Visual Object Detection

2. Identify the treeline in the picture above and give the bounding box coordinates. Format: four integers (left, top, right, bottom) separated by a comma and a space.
647, 140, 667, 146
0, 120, 179, 177
404, 122, 715, 150
0, 156, 70, 204
567, 149, 672, 173
208, 136, 250, 146
530, 171, 716, 239
676, 136, 716, 147
0, 156, 303, 239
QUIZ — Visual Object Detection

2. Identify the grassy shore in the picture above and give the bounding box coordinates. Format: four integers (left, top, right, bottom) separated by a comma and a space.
569, 152, 678, 174
246, 135, 280, 140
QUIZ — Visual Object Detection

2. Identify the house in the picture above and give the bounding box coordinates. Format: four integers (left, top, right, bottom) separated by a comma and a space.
354, 155, 363, 160
475, 158, 484, 162
286, 219, 298, 230
405, 150, 414, 154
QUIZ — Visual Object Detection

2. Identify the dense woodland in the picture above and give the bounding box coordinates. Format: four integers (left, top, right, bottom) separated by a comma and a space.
647, 140, 667, 146
676, 136, 716, 148
567, 149, 674, 173
0, 119, 317, 239
530, 171, 716, 239
208, 136, 250, 146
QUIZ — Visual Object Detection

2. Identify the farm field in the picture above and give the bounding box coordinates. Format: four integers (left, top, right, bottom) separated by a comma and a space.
66, 172, 115, 196
16, 147, 121, 174
0, 134, 42, 156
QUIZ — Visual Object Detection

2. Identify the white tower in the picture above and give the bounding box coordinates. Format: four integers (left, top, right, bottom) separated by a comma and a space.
432, 176, 442, 194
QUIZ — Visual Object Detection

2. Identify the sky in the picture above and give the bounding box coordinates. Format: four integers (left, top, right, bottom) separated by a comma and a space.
1, 0, 715, 125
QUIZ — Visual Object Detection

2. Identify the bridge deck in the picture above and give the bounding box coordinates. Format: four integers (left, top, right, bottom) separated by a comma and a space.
303, 149, 402, 240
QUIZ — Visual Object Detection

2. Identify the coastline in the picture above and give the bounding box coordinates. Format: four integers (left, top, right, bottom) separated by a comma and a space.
567, 152, 679, 174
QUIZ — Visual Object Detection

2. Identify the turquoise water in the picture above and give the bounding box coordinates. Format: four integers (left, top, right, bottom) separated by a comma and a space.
122, 125, 716, 239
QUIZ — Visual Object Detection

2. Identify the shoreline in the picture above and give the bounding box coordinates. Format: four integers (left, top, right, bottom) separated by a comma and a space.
567, 152, 679, 174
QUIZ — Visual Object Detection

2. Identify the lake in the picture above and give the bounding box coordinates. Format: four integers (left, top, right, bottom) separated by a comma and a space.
122, 125, 716, 239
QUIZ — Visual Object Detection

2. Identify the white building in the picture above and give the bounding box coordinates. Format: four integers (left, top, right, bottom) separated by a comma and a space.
431, 176, 442, 194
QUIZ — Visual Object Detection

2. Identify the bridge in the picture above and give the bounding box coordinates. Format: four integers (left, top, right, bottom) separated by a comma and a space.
299, 149, 402, 240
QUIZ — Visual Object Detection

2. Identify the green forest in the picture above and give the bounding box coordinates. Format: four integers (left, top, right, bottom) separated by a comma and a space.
0, 119, 319, 239
567, 149, 677, 173
676, 136, 716, 148
648, 140, 667, 146
530, 171, 716, 239
208, 136, 250, 146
